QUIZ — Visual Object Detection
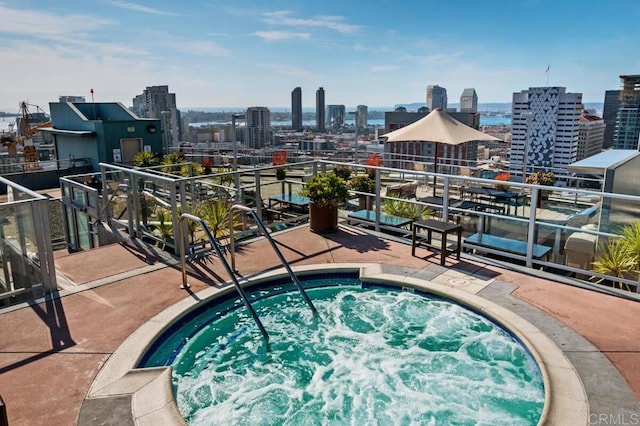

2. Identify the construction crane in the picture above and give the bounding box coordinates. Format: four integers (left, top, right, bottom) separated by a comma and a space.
1, 102, 50, 163
17, 101, 50, 146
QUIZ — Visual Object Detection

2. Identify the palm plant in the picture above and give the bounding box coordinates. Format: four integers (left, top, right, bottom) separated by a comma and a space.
382, 199, 432, 220
154, 208, 174, 249
592, 240, 634, 291
177, 204, 202, 245
161, 152, 185, 175
200, 199, 242, 239
133, 151, 160, 167
181, 162, 204, 177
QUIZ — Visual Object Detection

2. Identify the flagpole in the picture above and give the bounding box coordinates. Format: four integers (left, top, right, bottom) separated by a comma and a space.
545, 65, 550, 86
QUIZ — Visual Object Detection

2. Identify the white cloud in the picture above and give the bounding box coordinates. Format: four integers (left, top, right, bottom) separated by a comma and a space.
254, 31, 310, 41
369, 65, 399, 73
263, 10, 361, 34
108, 1, 182, 16
0, 5, 112, 39
177, 40, 229, 57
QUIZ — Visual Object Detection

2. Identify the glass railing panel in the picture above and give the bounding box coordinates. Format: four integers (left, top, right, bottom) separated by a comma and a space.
0, 202, 43, 297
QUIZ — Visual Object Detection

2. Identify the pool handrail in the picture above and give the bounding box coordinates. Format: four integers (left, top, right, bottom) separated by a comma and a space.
178, 212, 270, 342
229, 204, 318, 315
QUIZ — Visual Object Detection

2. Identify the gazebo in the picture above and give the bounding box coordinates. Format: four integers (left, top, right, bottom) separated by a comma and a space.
382, 108, 501, 195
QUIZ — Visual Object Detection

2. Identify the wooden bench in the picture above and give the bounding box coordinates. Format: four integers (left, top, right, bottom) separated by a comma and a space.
465, 233, 552, 261
347, 210, 413, 234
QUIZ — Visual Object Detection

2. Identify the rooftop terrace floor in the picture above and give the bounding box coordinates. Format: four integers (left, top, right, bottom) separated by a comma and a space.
0, 225, 638, 425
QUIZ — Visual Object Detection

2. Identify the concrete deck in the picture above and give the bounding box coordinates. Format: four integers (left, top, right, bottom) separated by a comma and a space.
0, 225, 638, 425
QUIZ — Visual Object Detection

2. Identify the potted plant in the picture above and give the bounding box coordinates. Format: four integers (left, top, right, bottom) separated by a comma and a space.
349, 175, 376, 210
525, 171, 556, 206
300, 172, 348, 233
525, 171, 556, 187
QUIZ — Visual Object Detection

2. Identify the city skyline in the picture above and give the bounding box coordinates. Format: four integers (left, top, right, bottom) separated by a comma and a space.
1, 1, 639, 113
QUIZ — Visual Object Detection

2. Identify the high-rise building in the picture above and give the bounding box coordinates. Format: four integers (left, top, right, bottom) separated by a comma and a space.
316, 87, 325, 132
459, 88, 478, 113
510, 86, 582, 179
291, 87, 302, 131
426, 85, 447, 110
59, 96, 86, 103
245, 106, 271, 149
613, 75, 640, 150
577, 109, 605, 161
356, 105, 368, 128
326, 105, 345, 128
602, 90, 621, 149
132, 85, 181, 149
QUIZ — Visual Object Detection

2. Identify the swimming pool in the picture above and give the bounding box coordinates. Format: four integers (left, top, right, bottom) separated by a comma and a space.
140, 273, 545, 425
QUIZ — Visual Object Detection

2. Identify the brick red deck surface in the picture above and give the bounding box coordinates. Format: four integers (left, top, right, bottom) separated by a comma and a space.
0, 226, 638, 425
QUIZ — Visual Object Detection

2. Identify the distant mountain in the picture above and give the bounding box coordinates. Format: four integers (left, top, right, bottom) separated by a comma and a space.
393, 102, 513, 112
393, 102, 604, 114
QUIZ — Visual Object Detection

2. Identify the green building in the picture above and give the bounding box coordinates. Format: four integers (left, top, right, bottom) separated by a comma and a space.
41, 102, 163, 171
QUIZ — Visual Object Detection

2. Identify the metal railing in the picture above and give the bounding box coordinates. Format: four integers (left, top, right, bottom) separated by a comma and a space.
0, 176, 57, 303
179, 212, 270, 341
229, 204, 317, 314
63, 158, 640, 298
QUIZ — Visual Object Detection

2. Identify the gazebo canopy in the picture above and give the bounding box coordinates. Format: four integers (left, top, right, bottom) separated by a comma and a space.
382, 108, 500, 144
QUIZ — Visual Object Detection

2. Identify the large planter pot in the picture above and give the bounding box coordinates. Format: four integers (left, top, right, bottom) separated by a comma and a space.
309, 203, 338, 234
358, 196, 372, 211
536, 190, 550, 208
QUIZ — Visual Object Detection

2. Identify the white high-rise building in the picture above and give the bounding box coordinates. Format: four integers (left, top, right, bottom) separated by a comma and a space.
460, 88, 478, 113
510, 87, 582, 180
426, 85, 447, 110
245, 106, 271, 149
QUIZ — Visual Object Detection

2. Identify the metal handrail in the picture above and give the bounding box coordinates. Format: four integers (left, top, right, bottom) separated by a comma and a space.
179, 213, 269, 342
229, 204, 318, 315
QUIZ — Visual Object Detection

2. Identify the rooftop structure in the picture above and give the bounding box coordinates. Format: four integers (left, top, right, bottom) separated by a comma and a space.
426, 85, 447, 110
510, 86, 582, 180
291, 87, 302, 131
40, 101, 162, 171
132, 85, 181, 150
460, 88, 478, 113
577, 109, 605, 161
0, 175, 638, 423
326, 104, 345, 128
245, 106, 272, 149
316, 87, 325, 133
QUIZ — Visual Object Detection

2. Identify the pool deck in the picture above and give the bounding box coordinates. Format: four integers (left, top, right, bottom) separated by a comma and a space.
0, 225, 638, 425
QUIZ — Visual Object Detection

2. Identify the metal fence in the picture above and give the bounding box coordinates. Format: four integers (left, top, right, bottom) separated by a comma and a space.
0, 176, 57, 305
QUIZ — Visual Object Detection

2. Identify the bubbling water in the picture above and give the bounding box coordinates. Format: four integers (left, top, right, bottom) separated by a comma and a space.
164, 284, 544, 425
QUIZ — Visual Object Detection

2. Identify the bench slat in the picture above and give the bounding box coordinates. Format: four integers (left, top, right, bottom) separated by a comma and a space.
465, 233, 551, 259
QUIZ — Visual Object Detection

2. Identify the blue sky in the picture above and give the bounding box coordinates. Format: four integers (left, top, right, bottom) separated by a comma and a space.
1, 0, 639, 113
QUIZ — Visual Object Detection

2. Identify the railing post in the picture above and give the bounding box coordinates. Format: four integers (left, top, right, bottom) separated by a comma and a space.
374, 168, 381, 232
526, 188, 540, 269
442, 176, 450, 221
254, 169, 262, 221
179, 216, 190, 289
